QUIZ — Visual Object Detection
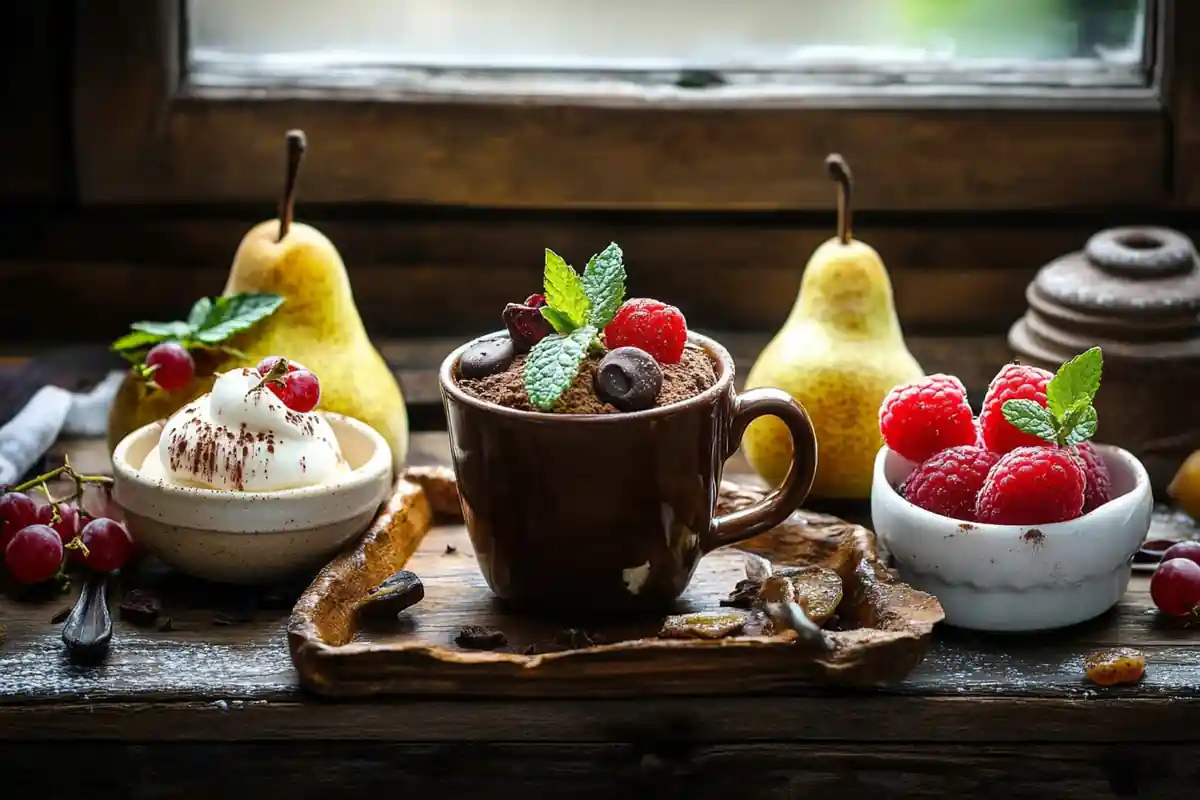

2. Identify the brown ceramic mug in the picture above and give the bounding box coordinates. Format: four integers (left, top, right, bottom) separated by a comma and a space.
438, 331, 818, 615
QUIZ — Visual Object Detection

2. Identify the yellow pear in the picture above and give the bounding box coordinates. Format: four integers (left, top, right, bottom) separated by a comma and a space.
221, 131, 409, 470
742, 154, 923, 499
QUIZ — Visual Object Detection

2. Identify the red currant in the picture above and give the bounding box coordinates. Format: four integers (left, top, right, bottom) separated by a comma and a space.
78, 517, 135, 573
35, 502, 80, 545
1150, 557, 1200, 618
282, 369, 321, 412
1160, 540, 1200, 568
4, 524, 64, 584
524, 294, 547, 308
0, 491, 37, 550
145, 342, 196, 391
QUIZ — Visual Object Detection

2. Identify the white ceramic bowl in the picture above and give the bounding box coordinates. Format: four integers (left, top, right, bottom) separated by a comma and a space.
871, 444, 1153, 632
112, 413, 393, 585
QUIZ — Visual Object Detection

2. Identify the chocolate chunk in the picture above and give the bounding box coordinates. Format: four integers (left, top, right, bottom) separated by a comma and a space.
594, 346, 663, 411
50, 606, 73, 624
502, 304, 553, 353
119, 589, 162, 627
444, 544, 457, 555
720, 578, 761, 609
459, 337, 516, 379
456, 625, 507, 650
358, 569, 425, 619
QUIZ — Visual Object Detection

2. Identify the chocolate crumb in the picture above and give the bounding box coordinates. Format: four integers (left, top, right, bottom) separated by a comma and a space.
444, 544, 457, 555
213, 608, 254, 626
456, 625, 507, 650
119, 589, 162, 627
50, 606, 72, 624
554, 628, 596, 649
458, 342, 716, 414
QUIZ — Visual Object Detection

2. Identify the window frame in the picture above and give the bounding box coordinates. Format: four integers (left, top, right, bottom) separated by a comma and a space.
75, 0, 1180, 210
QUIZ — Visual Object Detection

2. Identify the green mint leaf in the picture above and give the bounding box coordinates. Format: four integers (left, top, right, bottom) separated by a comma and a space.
186, 297, 213, 330
130, 320, 192, 338
1001, 399, 1057, 443
524, 325, 597, 411
1046, 347, 1103, 419
541, 306, 577, 335
1062, 404, 1098, 446
543, 249, 590, 328
111, 330, 167, 354
582, 242, 626, 328
191, 293, 285, 344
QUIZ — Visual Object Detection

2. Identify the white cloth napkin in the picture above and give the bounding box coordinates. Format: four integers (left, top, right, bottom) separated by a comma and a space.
0, 371, 125, 485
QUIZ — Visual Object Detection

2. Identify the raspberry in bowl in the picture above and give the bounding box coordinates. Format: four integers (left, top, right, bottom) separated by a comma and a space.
440, 243, 819, 614
112, 357, 393, 584
870, 348, 1153, 632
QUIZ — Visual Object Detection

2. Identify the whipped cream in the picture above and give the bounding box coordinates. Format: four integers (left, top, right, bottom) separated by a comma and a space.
141, 367, 348, 491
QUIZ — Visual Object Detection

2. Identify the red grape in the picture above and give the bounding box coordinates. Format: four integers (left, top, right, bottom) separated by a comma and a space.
145, 341, 195, 391
256, 356, 306, 375
0, 491, 37, 550
35, 502, 80, 545
78, 517, 134, 573
282, 369, 321, 412
4, 524, 64, 584
1160, 540, 1200, 568
1150, 558, 1200, 617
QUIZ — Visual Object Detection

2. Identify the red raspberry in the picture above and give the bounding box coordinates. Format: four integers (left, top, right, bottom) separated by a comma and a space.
975, 446, 1086, 525
1075, 441, 1113, 513
978, 363, 1054, 453
878, 374, 977, 463
901, 445, 1000, 521
604, 298, 688, 364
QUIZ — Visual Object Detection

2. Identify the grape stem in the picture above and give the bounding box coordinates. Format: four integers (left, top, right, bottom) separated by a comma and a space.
11, 459, 114, 495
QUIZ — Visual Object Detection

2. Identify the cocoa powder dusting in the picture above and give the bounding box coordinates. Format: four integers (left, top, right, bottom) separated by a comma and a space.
458, 342, 716, 413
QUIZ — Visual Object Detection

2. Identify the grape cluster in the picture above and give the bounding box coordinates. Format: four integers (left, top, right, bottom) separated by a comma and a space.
0, 468, 133, 586
1149, 541, 1200, 619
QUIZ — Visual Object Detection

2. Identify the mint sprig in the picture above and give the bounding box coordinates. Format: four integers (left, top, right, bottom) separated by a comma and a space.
1002, 347, 1103, 448
523, 244, 626, 410
111, 293, 285, 364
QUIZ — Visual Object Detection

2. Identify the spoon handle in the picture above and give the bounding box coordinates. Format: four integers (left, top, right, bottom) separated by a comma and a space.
62, 575, 113, 663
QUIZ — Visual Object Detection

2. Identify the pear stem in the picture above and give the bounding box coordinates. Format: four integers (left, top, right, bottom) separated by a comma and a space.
278, 130, 307, 243
825, 154, 853, 245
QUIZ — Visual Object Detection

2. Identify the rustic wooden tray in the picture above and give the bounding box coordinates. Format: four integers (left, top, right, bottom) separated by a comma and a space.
287, 468, 945, 698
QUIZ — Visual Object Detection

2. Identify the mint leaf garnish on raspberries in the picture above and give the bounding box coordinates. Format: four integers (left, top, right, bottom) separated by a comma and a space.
525, 326, 597, 410
1002, 347, 1103, 448
521, 243, 628, 410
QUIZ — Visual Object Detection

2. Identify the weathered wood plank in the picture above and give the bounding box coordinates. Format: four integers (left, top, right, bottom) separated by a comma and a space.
2, 741, 1199, 799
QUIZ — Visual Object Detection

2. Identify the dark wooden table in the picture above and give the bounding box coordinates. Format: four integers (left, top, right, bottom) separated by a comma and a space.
2, 432, 1199, 799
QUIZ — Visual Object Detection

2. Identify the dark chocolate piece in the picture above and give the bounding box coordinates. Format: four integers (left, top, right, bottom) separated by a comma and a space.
50, 606, 73, 624
444, 544, 457, 554
455, 625, 507, 650
459, 337, 516, 379
119, 589, 161, 627
502, 304, 553, 354
62, 575, 112, 664
594, 346, 663, 411
358, 569, 425, 619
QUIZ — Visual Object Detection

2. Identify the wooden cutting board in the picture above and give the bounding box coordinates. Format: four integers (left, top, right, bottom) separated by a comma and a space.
287, 468, 945, 698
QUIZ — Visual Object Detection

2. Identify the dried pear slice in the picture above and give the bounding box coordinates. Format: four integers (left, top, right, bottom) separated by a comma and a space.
659, 611, 746, 640
776, 566, 842, 626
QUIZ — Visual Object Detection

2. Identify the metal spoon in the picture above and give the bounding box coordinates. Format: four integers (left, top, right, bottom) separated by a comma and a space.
62, 574, 112, 663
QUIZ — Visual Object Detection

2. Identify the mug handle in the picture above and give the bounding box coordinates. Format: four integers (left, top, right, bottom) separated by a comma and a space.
703, 388, 818, 551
